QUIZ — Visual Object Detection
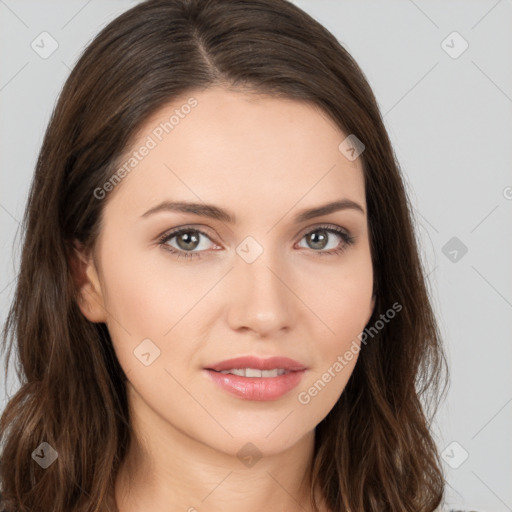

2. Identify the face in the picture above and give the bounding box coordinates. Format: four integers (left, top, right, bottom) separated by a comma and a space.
76, 86, 375, 458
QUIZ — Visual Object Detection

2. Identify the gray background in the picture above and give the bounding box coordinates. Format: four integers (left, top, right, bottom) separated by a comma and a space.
1, 1, 511, 510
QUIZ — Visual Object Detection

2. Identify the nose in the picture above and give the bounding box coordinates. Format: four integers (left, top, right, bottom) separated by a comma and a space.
225, 248, 297, 337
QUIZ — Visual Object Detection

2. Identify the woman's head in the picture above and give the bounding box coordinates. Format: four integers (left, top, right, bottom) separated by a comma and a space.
0, 1, 448, 511
75, 84, 375, 453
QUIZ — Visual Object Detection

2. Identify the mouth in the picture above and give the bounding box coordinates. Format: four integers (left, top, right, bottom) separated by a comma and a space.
205, 355, 307, 373
204, 356, 307, 401
211, 368, 290, 377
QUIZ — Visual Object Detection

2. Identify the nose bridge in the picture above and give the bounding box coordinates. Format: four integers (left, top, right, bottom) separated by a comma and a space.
226, 236, 295, 334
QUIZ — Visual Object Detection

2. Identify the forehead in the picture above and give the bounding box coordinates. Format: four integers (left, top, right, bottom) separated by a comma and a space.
104, 87, 365, 221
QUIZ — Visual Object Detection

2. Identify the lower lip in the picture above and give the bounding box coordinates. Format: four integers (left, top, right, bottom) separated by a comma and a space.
204, 369, 306, 401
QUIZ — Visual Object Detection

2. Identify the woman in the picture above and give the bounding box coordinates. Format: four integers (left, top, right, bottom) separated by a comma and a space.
0, 0, 451, 510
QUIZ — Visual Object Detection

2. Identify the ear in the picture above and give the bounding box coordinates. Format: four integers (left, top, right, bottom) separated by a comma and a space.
68, 241, 108, 323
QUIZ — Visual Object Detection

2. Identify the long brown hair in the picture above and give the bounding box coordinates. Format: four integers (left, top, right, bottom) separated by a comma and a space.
0, 0, 449, 510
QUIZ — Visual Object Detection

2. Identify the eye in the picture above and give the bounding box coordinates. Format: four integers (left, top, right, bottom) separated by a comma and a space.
158, 224, 356, 261
158, 227, 218, 260
296, 225, 355, 256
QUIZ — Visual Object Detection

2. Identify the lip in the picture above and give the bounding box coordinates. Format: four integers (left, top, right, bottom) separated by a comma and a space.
204, 369, 306, 401
204, 356, 307, 401
205, 356, 307, 372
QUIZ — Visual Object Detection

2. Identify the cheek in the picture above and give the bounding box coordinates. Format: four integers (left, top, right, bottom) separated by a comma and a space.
295, 276, 370, 414
297, 249, 373, 407
303, 251, 373, 344
100, 246, 207, 333
95, 249, 177, 372
98, 246, 221, 376
103, 261, 167, 333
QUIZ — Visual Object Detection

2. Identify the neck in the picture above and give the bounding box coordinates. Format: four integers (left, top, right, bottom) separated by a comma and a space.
114, 434, 319, 512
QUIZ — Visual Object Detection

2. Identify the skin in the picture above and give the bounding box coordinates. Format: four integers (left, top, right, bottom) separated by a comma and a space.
75, 86, 375, 512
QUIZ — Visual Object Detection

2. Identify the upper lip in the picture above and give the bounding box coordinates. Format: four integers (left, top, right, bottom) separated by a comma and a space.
205, 356, 307, 372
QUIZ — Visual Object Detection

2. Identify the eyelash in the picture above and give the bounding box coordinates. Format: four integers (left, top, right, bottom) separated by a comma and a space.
157, 224, 356, 261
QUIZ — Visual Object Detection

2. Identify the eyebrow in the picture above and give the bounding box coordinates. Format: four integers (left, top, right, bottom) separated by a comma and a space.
141, 198, 365, 223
